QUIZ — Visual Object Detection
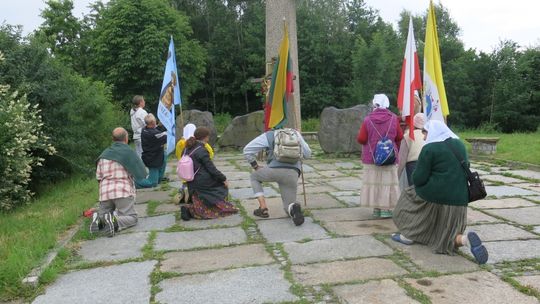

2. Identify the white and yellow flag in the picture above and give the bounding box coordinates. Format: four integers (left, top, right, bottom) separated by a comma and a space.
423, 0, 449, 122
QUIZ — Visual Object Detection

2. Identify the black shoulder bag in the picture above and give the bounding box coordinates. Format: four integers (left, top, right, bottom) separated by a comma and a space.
444, 139, 487, 202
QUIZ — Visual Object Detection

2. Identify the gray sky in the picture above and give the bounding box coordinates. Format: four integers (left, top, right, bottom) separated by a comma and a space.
1, 0, 539, 52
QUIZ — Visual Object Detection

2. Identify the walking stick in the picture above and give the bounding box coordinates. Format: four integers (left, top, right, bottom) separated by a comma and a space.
300, 161, 307, 207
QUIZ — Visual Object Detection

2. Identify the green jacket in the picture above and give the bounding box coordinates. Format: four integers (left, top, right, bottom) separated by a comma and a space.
412, 138, 469, 206
97, 142, 147, 180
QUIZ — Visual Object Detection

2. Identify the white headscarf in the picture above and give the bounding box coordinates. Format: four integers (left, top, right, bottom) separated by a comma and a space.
424, 120, 459, 144
372, 94, 390, 109
182, 123, 196, 139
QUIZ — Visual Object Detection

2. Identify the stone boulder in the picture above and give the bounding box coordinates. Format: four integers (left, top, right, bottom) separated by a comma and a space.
318, 105, 371, 153
218, 111, 265, 148
175, 110, 217, 145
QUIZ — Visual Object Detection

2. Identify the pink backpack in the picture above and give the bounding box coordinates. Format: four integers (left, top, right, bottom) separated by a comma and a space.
177, 146, 202, 181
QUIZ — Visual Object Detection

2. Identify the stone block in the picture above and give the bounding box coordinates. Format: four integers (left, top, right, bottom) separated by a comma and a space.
311, 207, 373, 222
318, 170, 346, 178
179, 214, 243, 229
506, 170, 540, 180
467, 209, 501, 225
461, 240, 540, 264
135, 191, 172, 204
297, 193, 344, 209
482, 175, 527, 184
470, 198, 537, 209
318, 105, 370, 153
465, 223, 537, 241
79, 232, 148, 262
514, 275, 540, 293
241, 197, 289, 220
229, 187, 278, 200
154, 227, 247, 251
127, 214, 176, 232
161, 244, 274, 274
155, 203, 178, 214
134, 204, 148, 217
33, 261, 156, 304
156, 265, 297, 304
485, 186, 537, 197
486, 206, 540, 225
406, 271, 538, 304
257, 217, 329, 243
337, 195, 361, 206
291, 258, 407, 285
333, 280, 420, 304
283, 235, 393, 264
218, 111, 265, 148
324, 219, 397, 236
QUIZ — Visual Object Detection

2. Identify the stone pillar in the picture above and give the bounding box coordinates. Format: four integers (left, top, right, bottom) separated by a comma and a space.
266, 0, 301, 131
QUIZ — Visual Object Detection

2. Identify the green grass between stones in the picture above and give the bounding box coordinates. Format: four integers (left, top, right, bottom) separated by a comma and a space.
0, 175, 98, 300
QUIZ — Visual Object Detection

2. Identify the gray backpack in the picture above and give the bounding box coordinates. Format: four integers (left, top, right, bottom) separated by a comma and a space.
271, 128, 302, 163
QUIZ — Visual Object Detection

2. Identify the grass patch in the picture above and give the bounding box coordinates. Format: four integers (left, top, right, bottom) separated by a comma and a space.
146, 200, 160, 216
302, 118, 320, 132
0, 175, 97, 300
457, 130, 540, 165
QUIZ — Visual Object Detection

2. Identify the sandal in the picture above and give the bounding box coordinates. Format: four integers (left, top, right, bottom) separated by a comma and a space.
391, 233, 414, 245
253, 207, 269, 218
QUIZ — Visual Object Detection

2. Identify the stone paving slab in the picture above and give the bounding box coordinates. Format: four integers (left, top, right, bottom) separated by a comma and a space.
154, 227, 247, 251
156, 265, 298, 304
297, 193, 344, 209
534, 226, 540, 234
514, 275, 540, 293
485, 185, 538, 197
216, 165, 237, 172
406, 271, 538, 304
467, 208, 501, 225
79, 232, 148, 262
127, 214, 176, 232
387, 240, 479, 274
318, 170, 347, 178
134, 203, 148, 217
485, 206, 540, 225
336, 195, 361, 206
324, 219, 397, 236
311, 207, 373, 222
333, 279, 420, 304
229, 187, 278, 200
284, 235, 393, 264
241, 197, 289, 220
461, 239, 540, 264
291, 258, 407, 285
331, 191, 360, 197
326, 178, 362, 191
470, 198, 538, 209
228, 179, 253, 189
33, 261, 156, 304
179, 214, 243, 229
482, 174, 528, 184
220, 171, 250, 181
135, 190, 172, 204
527, 195, 540, 202
299, 184, 338, 194
465, 223, 537, 241
517, 183, 540, 193
155, 203, 178, 214
311, 163, 340, 171
301, 171, 322, 179
168, 181, 182, 189
161, 244, 274, 274
334, 162, 358, 169
257, 217, 329, 243
506, 170, 540, 180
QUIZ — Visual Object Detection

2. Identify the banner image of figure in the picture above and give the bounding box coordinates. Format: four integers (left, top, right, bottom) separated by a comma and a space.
157, 37, 182, 155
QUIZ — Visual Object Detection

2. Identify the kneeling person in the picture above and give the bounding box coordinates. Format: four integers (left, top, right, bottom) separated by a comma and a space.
243, 128, 311, 226
91, 128, 147, 237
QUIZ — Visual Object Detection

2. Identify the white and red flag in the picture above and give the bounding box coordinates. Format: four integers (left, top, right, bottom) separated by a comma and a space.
397, 16, 422, 139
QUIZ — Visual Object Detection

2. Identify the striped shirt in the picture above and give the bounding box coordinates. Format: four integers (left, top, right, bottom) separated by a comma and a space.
96, 159, 136, 201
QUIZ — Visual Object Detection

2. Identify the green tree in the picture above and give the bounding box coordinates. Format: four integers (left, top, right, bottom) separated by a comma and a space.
90, 0, 206, 109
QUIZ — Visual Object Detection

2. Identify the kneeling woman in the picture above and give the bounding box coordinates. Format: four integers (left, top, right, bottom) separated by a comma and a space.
392, 120, 488, 264
180, 127, 238, 220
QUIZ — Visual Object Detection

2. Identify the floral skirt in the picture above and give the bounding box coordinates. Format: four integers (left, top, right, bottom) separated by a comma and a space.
186, 193, 238, 220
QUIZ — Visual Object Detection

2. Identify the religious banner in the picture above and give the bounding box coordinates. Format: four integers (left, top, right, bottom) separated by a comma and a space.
157, 37, 182, 155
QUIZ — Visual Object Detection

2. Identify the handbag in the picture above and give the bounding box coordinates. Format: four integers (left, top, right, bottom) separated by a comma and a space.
444, 139, 487, 202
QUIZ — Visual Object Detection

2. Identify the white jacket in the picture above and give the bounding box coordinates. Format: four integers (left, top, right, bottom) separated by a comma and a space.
130, 107, 148, 140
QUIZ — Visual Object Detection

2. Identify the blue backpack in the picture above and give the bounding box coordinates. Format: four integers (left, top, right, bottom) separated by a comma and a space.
368, 119, 396, 166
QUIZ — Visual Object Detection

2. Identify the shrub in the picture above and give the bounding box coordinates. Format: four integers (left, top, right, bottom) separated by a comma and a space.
0, 52, 55, 211
214, 112, 232, 134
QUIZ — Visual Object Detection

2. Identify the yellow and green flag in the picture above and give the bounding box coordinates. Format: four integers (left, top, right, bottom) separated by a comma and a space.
265, 25, 294, 130
423, 0, 449, 122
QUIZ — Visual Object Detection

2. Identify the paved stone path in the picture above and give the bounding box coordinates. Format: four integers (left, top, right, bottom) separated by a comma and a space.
32, 150, 540, 303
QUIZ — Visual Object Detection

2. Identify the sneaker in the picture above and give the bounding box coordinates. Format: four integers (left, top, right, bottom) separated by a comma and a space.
180, 206, 191, 221
89, 212, 100, 234
467, 232, 489, 264
380, 209, 393, 218
102, 213, 117, 237
391, 233, 414, 245
372, 208, 381, 218
289, 203, 304, 226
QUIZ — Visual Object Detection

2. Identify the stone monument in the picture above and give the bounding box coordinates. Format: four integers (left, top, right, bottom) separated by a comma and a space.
266, 0, 301, 131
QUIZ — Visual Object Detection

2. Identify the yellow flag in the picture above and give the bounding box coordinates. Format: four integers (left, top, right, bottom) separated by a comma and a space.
423, 0, 449, 122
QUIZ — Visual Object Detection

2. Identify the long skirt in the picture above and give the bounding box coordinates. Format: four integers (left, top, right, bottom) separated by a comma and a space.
360, 164, 399, 209
393, 186, 467, 254
186, 193, 238, 220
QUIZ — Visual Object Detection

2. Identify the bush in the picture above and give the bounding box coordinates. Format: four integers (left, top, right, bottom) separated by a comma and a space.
214, 112, 232, 134
302, 118, 320, 132
0, 54, 55, 211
